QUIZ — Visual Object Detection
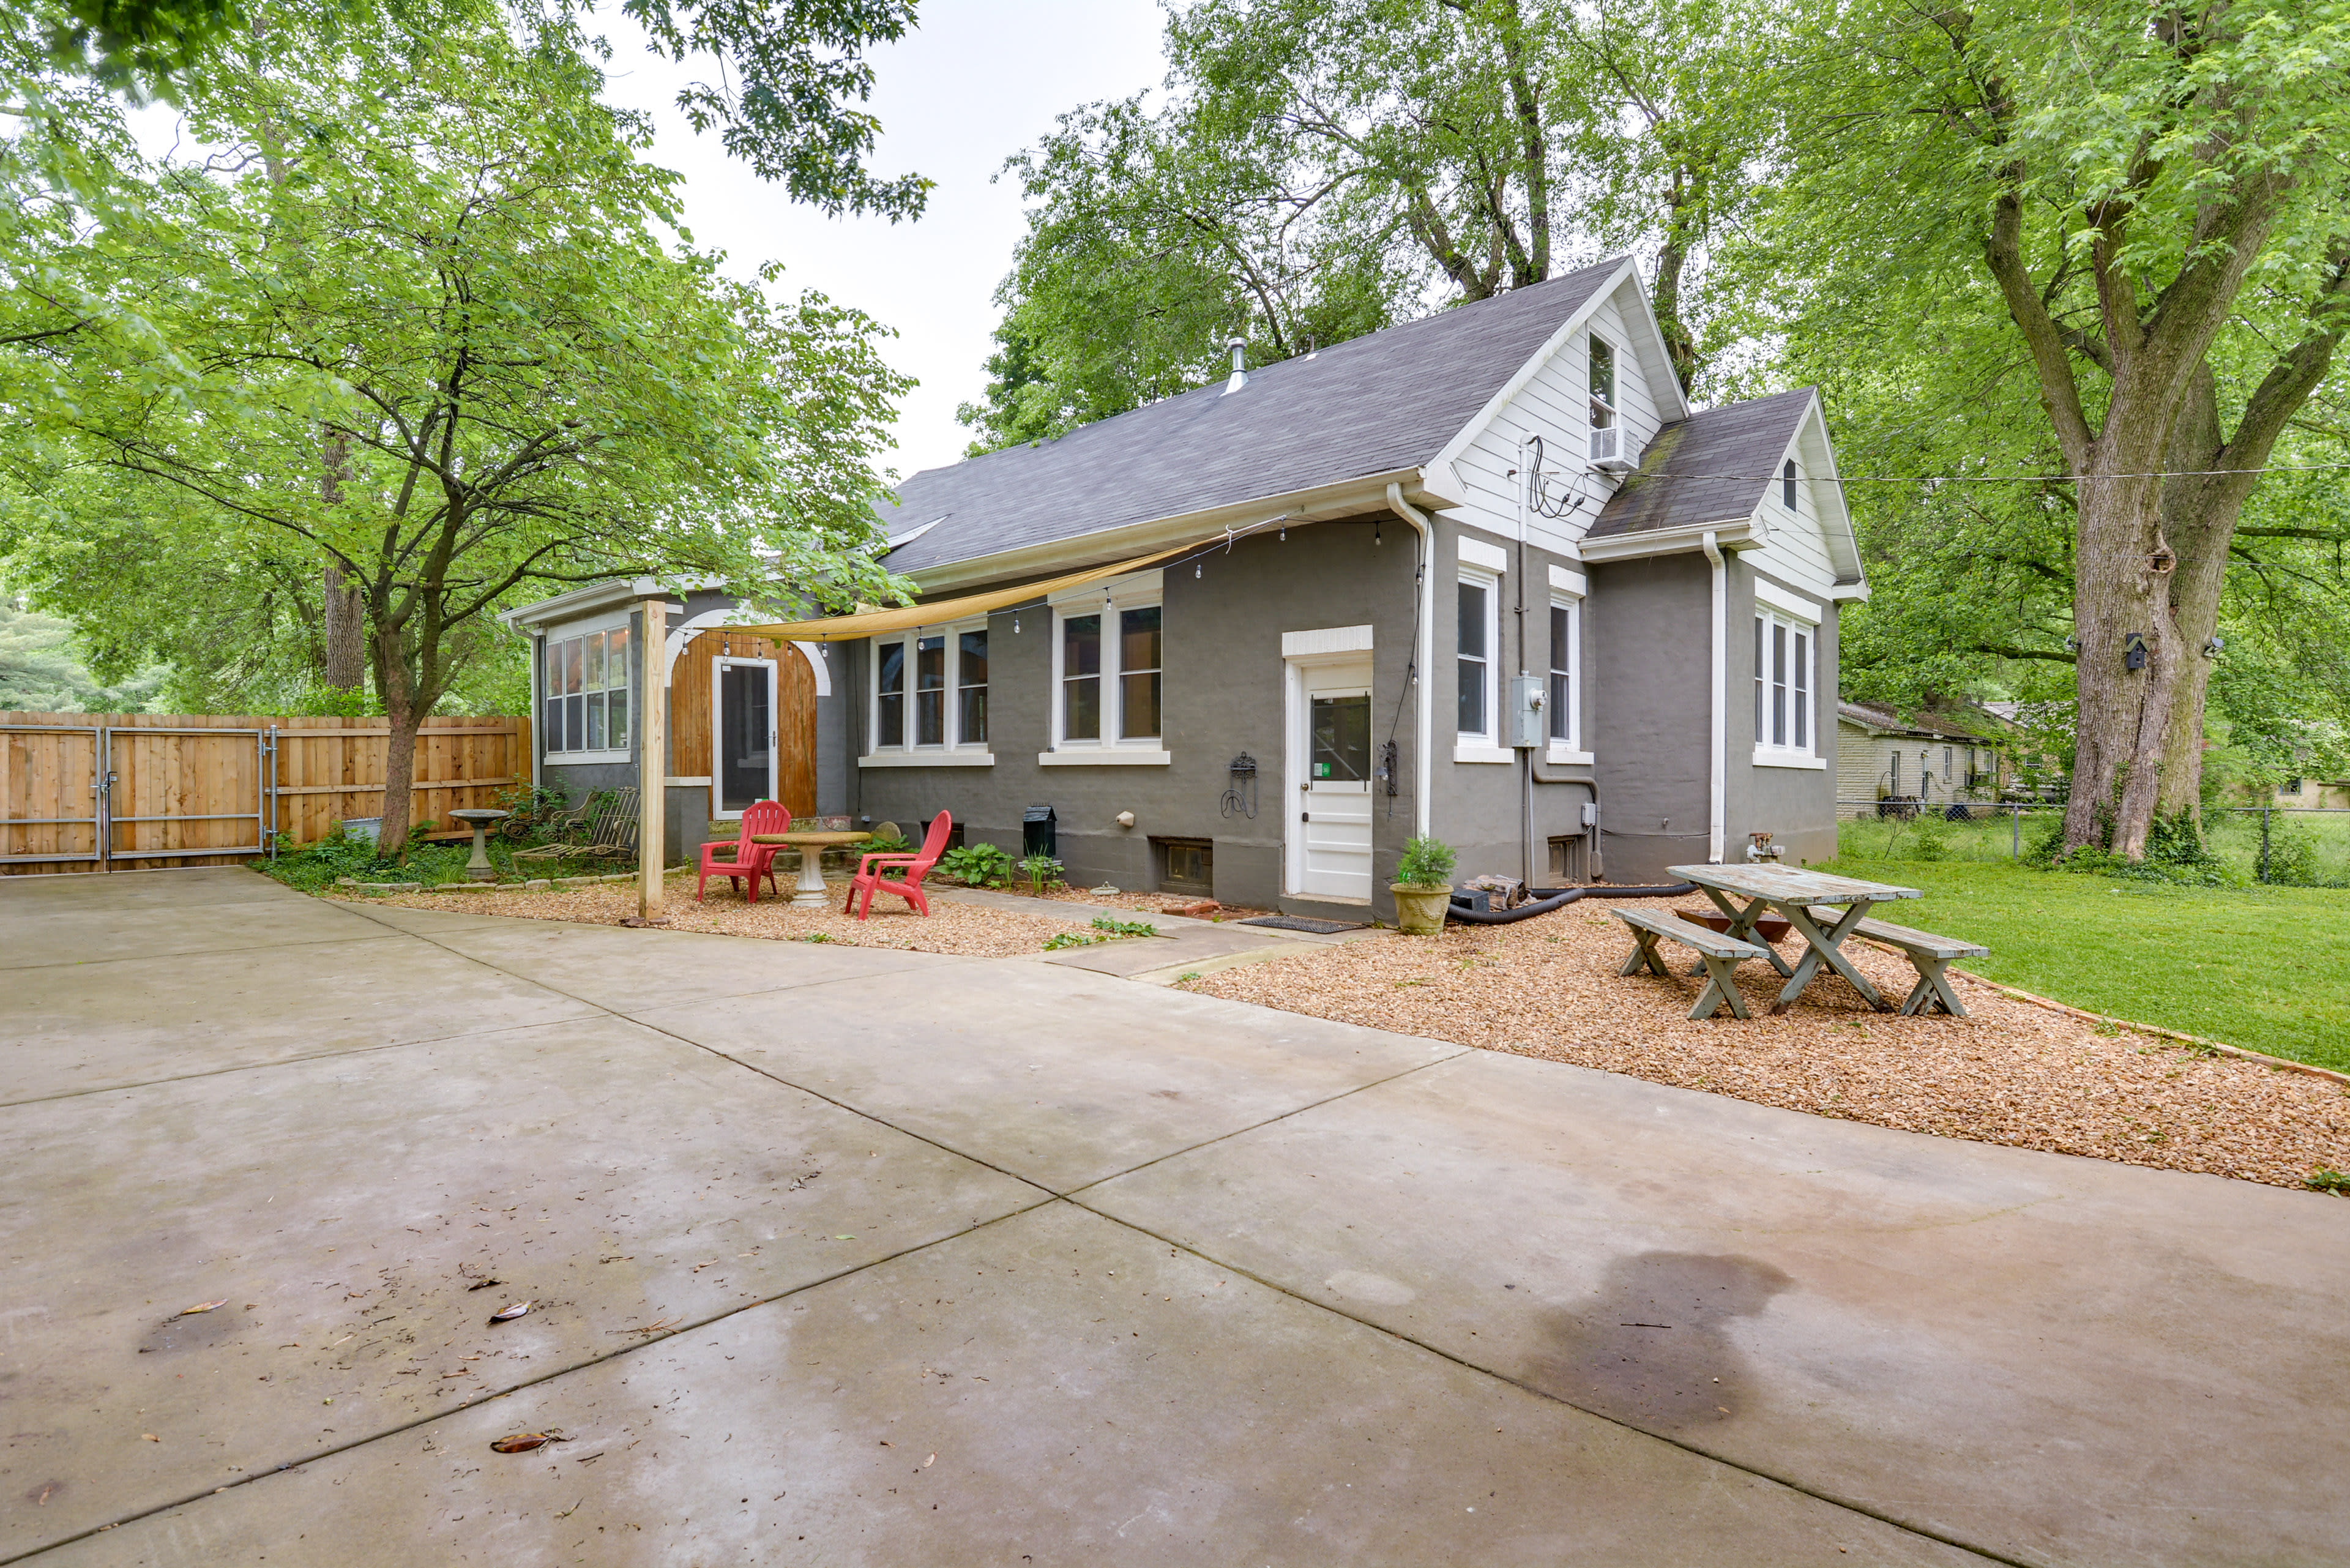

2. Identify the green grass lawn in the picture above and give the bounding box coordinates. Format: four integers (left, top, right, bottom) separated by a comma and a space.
1819, 858, 2350, 1073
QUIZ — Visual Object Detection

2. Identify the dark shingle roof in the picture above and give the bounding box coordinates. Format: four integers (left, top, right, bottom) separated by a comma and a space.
1587, 387, 1816, 539
879, 259, 1627, 576
1838, 701, 1997, 741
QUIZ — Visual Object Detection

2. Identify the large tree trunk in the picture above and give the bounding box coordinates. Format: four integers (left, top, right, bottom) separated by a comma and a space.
2065, 461, 2187, 859
373, 621, 421, 856
320, 430, 365, 692
323, 566, 366, 691
2153, 368, 2230, 815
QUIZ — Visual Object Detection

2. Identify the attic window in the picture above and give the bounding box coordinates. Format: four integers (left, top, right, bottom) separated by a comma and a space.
1782, 460, 1798, 510
1588, 337, 1616, 420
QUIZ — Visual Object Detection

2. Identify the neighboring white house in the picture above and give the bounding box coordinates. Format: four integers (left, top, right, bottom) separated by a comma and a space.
1836, 701, 2002, 808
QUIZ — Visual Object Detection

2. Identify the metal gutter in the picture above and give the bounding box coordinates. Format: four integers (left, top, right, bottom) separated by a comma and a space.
1576, 516, 1759, 564
1385, 483, 1436, 842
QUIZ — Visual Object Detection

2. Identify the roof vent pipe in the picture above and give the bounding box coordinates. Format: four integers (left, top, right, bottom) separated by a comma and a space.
1223, 337, 1247, 395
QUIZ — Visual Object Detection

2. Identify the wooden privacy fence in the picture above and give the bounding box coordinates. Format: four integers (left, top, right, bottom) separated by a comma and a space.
0, 711, 530, 875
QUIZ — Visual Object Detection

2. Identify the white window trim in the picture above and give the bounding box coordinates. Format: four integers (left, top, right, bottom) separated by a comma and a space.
1545, 593, 1588, 764
1045, 578, 1166, 759
1454, 564, 1501, 755
862, 615, 995, 767
1752, 607, 1821, 767
540, 622, 635, 765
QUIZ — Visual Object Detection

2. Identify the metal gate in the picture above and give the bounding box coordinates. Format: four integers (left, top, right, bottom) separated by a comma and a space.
0, 723, 278, 873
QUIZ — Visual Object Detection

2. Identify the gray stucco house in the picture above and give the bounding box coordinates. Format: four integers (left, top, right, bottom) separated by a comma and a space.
502, 254, 1866, 919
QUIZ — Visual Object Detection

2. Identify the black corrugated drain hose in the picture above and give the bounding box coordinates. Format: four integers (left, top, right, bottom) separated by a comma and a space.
1445, 883, 1699, 925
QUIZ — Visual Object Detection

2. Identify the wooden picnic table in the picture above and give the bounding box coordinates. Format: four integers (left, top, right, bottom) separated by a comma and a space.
1667, 864, 1922, 1014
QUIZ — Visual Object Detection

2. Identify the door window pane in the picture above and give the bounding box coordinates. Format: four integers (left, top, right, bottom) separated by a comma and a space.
587, 687, 606, 750
958, 629, 988, 744
720, 663, 772, 812
1062, 614, 1101, 741
1457, 581, 1488, 735
1311, 693, 1371, 782
876, 639, 905, 747
565, 691, 583, 752
606, 683, 629, 752
1119, 606, 1161, 739
916, 635, 946, 745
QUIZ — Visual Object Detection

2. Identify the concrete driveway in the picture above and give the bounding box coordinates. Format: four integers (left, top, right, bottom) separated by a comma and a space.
2, 869, 2342, 1566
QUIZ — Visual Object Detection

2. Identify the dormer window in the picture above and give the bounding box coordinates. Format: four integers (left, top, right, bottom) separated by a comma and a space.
1782, 459, 1799, 510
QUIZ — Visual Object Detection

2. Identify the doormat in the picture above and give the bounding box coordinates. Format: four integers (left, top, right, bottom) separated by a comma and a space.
1235, 916, 1367, 935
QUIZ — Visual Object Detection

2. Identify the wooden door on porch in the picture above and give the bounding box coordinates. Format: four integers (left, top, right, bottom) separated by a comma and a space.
670, 632, 817, 817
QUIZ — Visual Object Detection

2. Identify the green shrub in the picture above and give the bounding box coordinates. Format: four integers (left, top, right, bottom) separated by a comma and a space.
1394, 836, 1457, 887
941, 842, 1012, 888
1911, 815, 1951, 861
1017, 853, 1066, 891
2260, 819, 2322, 886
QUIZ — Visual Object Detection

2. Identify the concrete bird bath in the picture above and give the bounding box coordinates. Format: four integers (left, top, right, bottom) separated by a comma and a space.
447, 808, 512, 883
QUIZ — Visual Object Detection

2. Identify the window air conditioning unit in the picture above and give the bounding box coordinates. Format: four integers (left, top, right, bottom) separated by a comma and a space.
1587, 424, 1636, 473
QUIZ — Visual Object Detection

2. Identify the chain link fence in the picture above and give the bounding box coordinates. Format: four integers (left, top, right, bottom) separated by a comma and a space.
1833, 799, 2350, 885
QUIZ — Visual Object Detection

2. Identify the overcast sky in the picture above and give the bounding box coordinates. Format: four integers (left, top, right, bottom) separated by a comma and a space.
593, 0, 1168, 479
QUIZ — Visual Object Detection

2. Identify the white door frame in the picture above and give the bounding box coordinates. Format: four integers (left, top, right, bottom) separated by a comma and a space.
1283, 648, 1375, 900
710, 655, 778, 819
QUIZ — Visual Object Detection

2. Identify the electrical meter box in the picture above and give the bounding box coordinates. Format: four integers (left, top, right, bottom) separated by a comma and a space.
1509, 675, 1546, 749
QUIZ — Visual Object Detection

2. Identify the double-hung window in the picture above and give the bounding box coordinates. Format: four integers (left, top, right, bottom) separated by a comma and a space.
866, 620, 990, 761
1046, 577, 1167, 762
1752, 609, 1816, 763
1547, 598, 1581, 755
1456, 577, 1493, 739
542, 623, 632, 759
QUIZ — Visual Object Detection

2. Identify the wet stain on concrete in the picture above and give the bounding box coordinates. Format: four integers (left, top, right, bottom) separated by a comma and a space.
136, 1304, 248, 1357
1526, 1251, 1791, 1431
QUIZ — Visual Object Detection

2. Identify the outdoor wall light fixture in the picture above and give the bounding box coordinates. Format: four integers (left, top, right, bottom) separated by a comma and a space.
2124, 632, 2148, 671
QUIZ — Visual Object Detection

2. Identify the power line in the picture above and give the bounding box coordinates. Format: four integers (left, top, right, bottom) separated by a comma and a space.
1617, 461, 2350, 484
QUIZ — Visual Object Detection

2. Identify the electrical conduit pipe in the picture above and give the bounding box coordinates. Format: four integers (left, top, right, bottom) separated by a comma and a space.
1701, 529, 1726, 864
1386, 482, 1435, 840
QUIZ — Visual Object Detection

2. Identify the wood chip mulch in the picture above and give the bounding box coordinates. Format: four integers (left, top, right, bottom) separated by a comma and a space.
985, 885, 1278, 920
330, 874, 1088, 958
1179, 898, 2350, 1191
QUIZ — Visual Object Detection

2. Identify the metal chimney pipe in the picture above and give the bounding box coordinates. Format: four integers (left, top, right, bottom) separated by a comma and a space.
1223, 337, 1247, 395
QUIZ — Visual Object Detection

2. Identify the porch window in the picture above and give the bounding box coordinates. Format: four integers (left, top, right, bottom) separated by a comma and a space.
958, 629, 988, 744
915, 634, 947, 745
876, 638, 906, 747
1119, 607, 1162, 739
1048, 584, 1165, 754
1062, 613, 1102, 741
543, 624, 630, 758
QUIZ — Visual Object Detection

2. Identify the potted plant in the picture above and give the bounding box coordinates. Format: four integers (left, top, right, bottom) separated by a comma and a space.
1390, 836, 1457, 935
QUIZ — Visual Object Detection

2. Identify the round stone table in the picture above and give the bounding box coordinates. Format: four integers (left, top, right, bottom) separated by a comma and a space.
447, 808, 512, 883
750, 830, 873, 908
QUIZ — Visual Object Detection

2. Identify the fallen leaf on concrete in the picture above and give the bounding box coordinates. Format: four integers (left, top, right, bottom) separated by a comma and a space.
178, 1300, 228, 1316
466, 1279, 503, 1292
490, 1430, 567, 1454
488, 1301, 532, 1324
141, 1434, 159, 1442
925, 1454, 935, 1467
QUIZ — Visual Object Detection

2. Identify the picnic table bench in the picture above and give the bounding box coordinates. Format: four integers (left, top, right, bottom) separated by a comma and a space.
1807, 907, 1989, 1017
1669, 864, 1923, 1015
1613, 908, 1770, 1020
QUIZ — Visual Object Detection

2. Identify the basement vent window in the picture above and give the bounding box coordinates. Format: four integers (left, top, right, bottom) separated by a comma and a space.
1154, 837, 1213, 897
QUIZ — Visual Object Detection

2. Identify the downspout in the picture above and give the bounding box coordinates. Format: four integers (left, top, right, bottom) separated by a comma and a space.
1701, 529, 1726, 864
1384, 482, 1434, 840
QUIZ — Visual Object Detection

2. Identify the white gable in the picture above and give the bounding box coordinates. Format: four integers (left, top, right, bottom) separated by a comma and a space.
1434, 266, 1692, 558
1745, 400, 1863, 600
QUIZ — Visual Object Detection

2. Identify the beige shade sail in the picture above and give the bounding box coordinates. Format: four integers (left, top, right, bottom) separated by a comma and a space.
713, 542, 1194, 642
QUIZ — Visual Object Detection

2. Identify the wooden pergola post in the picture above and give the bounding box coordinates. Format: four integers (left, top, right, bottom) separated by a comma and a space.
639, 596, 668, 921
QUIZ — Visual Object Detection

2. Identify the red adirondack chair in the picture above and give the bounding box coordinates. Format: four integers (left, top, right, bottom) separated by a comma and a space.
843, 810, 953, 919
696, 799, 789, 902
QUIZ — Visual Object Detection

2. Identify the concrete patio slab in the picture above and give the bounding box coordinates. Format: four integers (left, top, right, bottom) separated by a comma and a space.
632, 961, 1461, 1193
0, 1015, 1045, 1556
348, 903, 980, 1013
33, 1203, 1986, 1568
0, 889, 389, 971
0, 937, 601, 1105
0, 867, 291, 911
1080, 1048, 2350, 1568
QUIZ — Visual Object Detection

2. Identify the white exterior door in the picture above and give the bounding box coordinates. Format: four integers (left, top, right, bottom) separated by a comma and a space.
1288, 657, 1375, 900
712, 657, 777, 817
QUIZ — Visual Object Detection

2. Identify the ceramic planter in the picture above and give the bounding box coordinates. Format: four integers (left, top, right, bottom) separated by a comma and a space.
1390, 883, 1452, 936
